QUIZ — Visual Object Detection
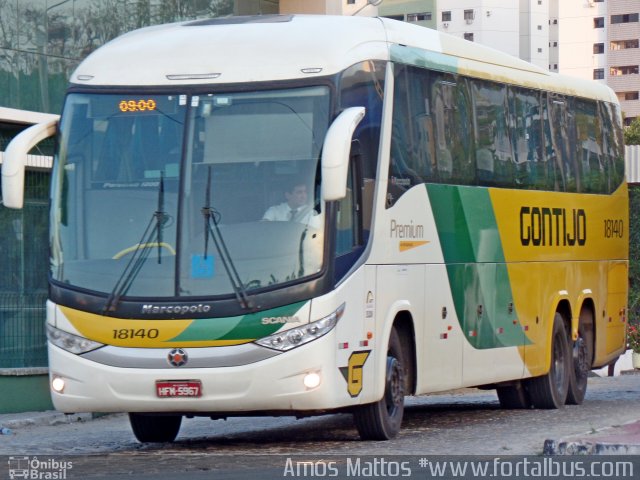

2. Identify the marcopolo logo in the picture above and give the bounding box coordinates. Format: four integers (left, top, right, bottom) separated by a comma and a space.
141, 303, 211, 315
8, 456, 72, 479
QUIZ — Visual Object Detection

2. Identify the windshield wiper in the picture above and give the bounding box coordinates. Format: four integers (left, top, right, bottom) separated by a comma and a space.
103, 174, 168, 314
201, 166, 253, 310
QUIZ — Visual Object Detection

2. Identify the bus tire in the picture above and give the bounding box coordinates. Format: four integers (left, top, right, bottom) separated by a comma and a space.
129, 413, 182, 443
566, 309, 593, 405
496, 381, 531, 409
525, 313, 570, 409
353, 327, 405, 440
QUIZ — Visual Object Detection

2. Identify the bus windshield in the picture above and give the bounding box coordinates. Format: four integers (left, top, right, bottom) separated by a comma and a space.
51, 87, 331, 300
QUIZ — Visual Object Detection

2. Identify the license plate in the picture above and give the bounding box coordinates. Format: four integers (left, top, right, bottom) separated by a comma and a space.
156, 380, 202, 398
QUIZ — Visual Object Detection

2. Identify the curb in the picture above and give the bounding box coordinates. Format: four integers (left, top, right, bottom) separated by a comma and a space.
0, 411, 94, 431
544, 419, 640, 455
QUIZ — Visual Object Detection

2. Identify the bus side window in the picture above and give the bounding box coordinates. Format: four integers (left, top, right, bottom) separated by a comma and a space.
574, 98, 604, 193
387, 64, 430, 207
334, 157, 364, 282
541, 96, 560, 191
339, 60, 384, 230
431, 75, 475, 185
470, 78, 512, 187
547, 94, 578, 192
599, 101, 625, 192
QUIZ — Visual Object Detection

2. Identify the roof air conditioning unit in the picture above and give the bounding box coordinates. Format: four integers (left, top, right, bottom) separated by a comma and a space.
443, 22, 449, 28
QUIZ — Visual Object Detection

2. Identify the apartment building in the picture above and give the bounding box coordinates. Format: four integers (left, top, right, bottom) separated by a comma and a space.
607, 0, 640, 124
549, 0, 607, 81
520, 0, 549, 70
378, 0, 436, 28
438, 1, 520, 57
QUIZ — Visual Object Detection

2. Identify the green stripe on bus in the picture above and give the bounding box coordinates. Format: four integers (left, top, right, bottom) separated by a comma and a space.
168, 301, 308, 342
427, 184, 530, 349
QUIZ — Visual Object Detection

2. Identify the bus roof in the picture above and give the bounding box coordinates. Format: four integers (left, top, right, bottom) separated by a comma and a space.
71, 15, 616, 104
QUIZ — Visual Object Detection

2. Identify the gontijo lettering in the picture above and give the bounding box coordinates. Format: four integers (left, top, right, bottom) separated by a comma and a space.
520, 206, 586, 247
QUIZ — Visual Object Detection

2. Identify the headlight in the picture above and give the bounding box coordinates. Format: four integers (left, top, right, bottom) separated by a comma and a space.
46, 324, 103, 354
255, 303, 345, 351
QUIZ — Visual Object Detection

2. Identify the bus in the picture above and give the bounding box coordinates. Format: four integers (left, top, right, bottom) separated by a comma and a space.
2, 15, 627, 442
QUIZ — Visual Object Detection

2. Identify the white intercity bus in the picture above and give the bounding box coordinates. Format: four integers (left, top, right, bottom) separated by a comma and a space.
2, 15, 628, 442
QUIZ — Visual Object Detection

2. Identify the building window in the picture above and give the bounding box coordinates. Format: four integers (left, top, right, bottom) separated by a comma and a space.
538, 0, 542, 4
594, 17, 604, 28
347, 0, 356, 4
611, 39, 639, 50
537, 25, 542, 30
611, 66, 640, 76
464, 33, 474, 41
620, 92, 640, 101
593, 43, 605, 54
442, 11, 451, 22
538, 48, 543, 53
593, 68, 605, 79
407, 12, 432, 22
464, 9, 474, 21
611, 13, 639, 24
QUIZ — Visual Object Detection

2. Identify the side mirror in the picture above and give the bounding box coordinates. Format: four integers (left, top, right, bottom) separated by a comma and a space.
1, 119, 58, 209
321, 107, 365, 201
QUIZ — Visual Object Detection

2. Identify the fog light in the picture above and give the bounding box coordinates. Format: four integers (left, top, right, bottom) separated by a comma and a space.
51, 376, 65, 393
303, 372, 321, 389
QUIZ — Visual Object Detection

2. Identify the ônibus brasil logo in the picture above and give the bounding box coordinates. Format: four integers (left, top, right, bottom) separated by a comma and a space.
8, 456, 72, 479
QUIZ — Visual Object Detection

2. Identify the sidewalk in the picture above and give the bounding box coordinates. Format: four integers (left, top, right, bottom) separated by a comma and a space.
0, 411, 93, 431
544, 364, 640, 455
544, 419, 640, 455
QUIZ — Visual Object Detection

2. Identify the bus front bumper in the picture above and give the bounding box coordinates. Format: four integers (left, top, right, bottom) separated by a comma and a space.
47, 332, 354, 414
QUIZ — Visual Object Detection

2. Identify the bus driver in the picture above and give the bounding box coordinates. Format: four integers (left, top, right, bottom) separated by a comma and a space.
262, 181, 321, 228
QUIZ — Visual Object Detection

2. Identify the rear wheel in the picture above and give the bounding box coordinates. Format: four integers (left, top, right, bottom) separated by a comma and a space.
353, 327, 405, 440
566, 309, 593, 405
129, 413, 182, 443
525, 313, 570, 409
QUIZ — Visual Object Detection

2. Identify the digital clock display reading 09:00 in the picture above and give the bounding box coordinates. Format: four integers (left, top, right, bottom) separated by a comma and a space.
118, 99, 157, 112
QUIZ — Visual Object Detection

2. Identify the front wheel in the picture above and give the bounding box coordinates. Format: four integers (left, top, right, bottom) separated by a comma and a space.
353, 327, 405, 440
129, 413, 182, 443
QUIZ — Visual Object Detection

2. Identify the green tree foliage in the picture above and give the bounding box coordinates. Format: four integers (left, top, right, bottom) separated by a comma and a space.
629, 185, 640, 328
625, 118, 640, 329
624, 117, 640, 145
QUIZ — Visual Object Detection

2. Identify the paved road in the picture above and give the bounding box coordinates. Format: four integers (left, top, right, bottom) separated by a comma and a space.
0, 374, 638, 478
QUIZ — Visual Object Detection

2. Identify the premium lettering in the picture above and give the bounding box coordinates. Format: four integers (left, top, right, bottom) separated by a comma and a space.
390, 219, 425, 239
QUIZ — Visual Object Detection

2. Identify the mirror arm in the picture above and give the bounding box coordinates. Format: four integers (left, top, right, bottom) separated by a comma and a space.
321, 107, 365, 202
